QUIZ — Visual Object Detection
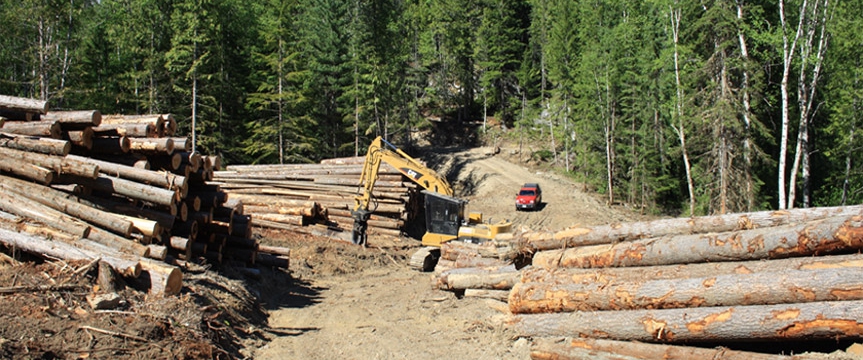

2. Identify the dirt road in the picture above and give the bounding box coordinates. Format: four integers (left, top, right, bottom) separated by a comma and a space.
252, 146, 639, 359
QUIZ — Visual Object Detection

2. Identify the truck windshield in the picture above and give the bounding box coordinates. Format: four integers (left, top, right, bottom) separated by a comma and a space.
519, 190, 535, 196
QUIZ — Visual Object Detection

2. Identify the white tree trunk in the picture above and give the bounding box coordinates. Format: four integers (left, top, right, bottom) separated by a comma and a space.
778, 0, 806, 209
669, 4, 695, 216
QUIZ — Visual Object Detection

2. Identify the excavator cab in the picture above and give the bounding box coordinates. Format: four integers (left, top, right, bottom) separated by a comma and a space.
421, 191, 466, 247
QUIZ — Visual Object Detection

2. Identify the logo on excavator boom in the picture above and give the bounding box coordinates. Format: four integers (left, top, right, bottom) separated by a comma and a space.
402, 168, 423, 181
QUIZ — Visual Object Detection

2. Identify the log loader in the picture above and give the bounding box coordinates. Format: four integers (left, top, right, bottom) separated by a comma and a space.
351, 136, 512, 271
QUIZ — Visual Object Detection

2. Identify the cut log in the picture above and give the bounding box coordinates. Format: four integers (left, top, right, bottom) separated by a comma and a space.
510, 266, 863, 313
58, 173, 178, 207
76, 194, 176, 230
0, 174, 134, 237
139, 258, 182, 296
257, 245, 290, 257
520, 205, 863, 252
65, 128, 94, 149
0, 120, 61, 138
97, 261, 117, 293
255, 252, 289, 268
0, 190, 90, 238
92, 123, 155, 138
530, 337, 801, 360
532, 215, 863, 269
519, 253, 863, 287
0, 133, 70, 155
43, 110, 101, 127
171, 137, 191, 152
436, 265, 520, 290
0, 95, 48, 114
0, 157, 54, 184
86, 228, 150, 257
507, 300, 863, 342
0, 146, 99, 179
161, 114, 177, 136
128, 137, 174, 154
66, 154, 187, 192
89, 136, 130, 154
243, 204, 317, 217
463, 289, 509, 301
0, 227, 140, 277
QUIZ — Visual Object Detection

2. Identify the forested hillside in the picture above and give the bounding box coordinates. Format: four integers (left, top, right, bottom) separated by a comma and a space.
0, 0, 860, 216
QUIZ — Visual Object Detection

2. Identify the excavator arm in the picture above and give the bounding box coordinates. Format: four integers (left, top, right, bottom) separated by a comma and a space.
351, 136, 453, 245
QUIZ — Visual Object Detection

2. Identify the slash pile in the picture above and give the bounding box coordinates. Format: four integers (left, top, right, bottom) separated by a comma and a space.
0, 94, 289, 297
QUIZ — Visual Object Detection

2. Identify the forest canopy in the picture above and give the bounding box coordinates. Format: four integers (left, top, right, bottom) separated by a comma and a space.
0, 0, 860, 216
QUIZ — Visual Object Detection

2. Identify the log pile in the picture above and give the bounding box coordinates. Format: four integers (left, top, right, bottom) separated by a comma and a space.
211, 156, 422, 240
0, 94, 288, 297
500, 205, 863, 354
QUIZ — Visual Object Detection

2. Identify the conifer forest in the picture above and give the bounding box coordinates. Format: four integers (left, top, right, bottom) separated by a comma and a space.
1, 0, 860, 216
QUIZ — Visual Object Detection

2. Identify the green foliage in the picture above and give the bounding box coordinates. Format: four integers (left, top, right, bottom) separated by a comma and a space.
0, 0, 858, 214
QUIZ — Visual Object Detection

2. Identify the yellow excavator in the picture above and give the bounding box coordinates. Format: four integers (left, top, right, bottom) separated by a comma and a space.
351, 136, 512, 271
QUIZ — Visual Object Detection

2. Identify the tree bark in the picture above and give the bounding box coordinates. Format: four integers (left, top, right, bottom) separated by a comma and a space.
244, 205, 317, 217
520, 253, 863, 287
510, 266, 863, 313
530, 337, 803, 360
139, 258, 182, 296
0, 227, 139, 278
0, 190, 90, 238
520, 205, 863, 252
65, 128, 94, 150
0, 95, 48, 113
0, 133, 70, 155
128, 137, 174, 154
0, 157, 54, 184
436, 265, 520, 290
66, 154, 187, 192
92, 123, 156, 138
0, 174, 134, 237
42, 110, 101, 127
58, 173, 178, 207
1, 120, 61, 138
0, 146, 99, 179
507, 300, 863, 342
531, 215, 863, 269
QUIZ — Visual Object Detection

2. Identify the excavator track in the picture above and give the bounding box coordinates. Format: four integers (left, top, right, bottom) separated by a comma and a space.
408, 247, 440, 272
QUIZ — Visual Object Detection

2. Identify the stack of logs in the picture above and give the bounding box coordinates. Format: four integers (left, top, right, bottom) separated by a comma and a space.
0, 94, 289, 297
211, 156, 421, 240
435, 205, 863, 357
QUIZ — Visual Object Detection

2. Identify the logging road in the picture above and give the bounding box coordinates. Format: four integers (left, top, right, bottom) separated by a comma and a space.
252, 145, 640, 360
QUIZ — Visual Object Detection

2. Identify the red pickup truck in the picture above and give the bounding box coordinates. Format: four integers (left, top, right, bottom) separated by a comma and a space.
515, 183, 542, 211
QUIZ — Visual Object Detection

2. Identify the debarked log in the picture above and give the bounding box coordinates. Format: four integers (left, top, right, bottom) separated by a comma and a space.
243, 204, 317, 217
531, 215, 863, 269
436, 265, 520, 290
436, 265, 521, 290
506, 300, 863, 342
509, 266, 863, 314
519, 253, 863, 287
0, 227, 140, 278
530, 337, 804, 360
520, 204, 863, 253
